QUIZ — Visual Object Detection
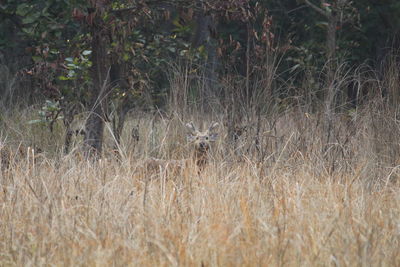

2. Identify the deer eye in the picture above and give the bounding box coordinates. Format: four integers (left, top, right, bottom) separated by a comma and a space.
205, 136, 209, 140
196, 136, 199, 140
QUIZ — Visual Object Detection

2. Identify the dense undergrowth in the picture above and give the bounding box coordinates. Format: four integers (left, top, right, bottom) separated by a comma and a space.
1, 100, 399, 266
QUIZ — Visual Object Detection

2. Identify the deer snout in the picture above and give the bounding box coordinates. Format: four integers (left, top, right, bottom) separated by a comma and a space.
199, 142, 208, 150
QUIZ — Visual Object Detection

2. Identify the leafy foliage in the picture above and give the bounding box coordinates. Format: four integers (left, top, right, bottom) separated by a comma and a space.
2, 0, 400, 152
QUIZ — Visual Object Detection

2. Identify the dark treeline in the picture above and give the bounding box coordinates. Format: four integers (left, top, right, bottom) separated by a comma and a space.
1, 0, 400, 155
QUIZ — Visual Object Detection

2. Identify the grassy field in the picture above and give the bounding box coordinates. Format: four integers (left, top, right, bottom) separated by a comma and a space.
1, 106, 400, 266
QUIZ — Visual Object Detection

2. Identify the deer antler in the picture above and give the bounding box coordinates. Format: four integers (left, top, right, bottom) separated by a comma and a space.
186, 122, 198, 134
207, 122, 219, 133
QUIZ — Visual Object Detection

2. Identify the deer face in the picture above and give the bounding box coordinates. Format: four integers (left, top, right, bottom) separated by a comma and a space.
186, 122, 219, 153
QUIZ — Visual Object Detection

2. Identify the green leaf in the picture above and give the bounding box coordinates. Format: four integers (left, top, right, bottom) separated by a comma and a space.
32, 56, 42, 62
16, 3, 30, 16
198, 45, 205, 54
58, 75, 70, 81
316, 21, 328, 28
68, 70, 75, 77
22, 27, 34, 35
28, 119, 44, 125
50, 49, 59, 55
47, 106, 59, 112
0, 4, 9, 11
123, 53, 130, 61
22, 15, 37, 24
82, 50, 92, 56
172, 17, 182, 27
290, 64, 301, 73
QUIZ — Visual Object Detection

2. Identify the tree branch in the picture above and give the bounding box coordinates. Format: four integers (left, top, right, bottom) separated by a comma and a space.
304, 0, 328, 18
111, 0, 197, 15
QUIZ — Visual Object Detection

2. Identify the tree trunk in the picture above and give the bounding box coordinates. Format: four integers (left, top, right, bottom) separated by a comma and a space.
326, 13, 337, 87
192, 10, 218, 109
84, 102, 106, 157
304, 0, 340, 167
109, 59, 132, 151
83, 9, 110, 158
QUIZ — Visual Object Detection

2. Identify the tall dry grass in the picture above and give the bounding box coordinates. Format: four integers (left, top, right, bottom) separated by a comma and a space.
0, 102, 400, 266
1, 57, 400, 266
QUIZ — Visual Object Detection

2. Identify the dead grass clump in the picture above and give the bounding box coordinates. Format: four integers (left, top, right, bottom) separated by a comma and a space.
0, 152, 399, 266
1, 102, 400, 266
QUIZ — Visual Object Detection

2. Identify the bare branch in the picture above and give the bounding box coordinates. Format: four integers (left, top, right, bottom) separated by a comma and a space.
304, 0, 329, 17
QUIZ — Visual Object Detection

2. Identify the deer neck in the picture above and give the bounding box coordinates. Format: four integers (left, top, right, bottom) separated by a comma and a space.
193, 149, 208, 169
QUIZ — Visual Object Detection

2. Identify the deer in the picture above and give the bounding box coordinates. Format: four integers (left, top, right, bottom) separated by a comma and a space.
185, 121, 219, 170
143, 121, 219, 177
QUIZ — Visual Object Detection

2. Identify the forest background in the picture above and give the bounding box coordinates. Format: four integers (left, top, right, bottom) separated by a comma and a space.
1, 0, 400, 156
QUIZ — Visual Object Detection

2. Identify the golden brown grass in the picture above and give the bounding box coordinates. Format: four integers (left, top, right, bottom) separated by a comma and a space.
1, 157, 399, 266
0, 108, 400, 266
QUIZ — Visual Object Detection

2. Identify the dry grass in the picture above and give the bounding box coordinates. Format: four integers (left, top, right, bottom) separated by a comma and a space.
1, 105, 400, 266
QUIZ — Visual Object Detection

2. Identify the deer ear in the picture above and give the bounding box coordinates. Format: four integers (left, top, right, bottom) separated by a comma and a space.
186, 122, 197, 134
209, 133, 218, 141
186, 134, 196, 142
208, 122, 219, 133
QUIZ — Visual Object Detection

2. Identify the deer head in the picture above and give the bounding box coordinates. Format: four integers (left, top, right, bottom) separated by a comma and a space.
186, 122, 219, 168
